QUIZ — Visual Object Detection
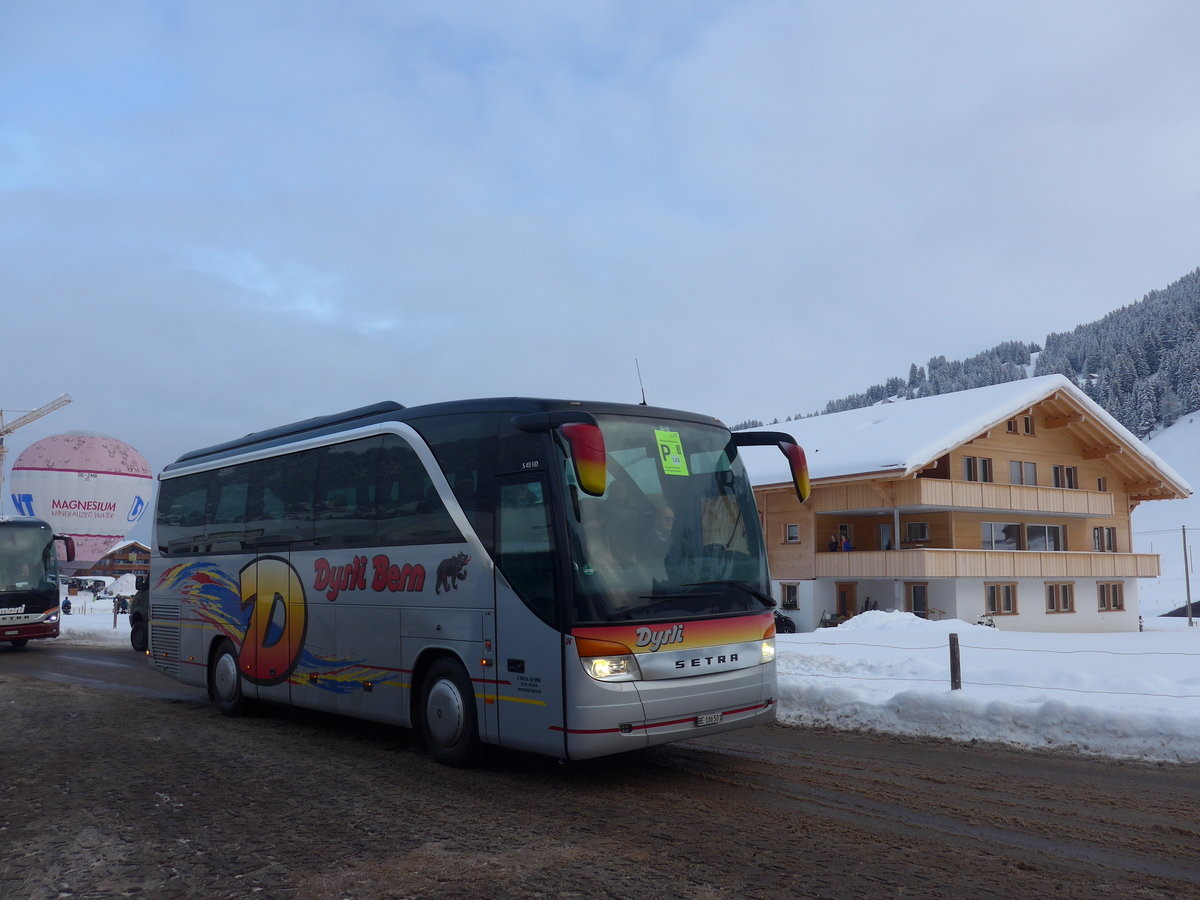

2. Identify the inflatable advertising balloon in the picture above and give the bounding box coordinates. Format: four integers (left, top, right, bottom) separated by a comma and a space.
9, 433, 152, 572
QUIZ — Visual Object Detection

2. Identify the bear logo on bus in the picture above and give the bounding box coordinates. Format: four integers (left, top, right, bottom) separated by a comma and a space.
435, 552, 470, 594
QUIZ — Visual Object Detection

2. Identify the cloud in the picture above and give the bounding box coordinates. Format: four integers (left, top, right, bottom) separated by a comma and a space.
3, 0, 1200, 493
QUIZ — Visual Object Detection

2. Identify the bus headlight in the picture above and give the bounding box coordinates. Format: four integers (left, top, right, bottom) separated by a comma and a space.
583, 654, 641, 682
575, 636, 642, 682
760, 637, 776, 664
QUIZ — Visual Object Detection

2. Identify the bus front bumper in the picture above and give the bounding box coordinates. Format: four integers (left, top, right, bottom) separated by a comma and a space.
562, 663, 777, 760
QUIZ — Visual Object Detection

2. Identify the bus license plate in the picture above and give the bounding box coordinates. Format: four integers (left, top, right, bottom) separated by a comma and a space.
696, 713, 723, 727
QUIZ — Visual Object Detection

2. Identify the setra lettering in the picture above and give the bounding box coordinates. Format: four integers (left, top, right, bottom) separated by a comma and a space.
675, 653, 739, 670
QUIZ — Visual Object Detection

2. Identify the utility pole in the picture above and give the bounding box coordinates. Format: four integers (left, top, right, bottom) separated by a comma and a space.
0, 394, 72, 512
1184, 525, 1194, 628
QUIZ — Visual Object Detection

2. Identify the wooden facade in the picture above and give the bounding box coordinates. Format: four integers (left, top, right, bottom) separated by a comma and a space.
753, 382, 1189, 633
81, 541, 151, 582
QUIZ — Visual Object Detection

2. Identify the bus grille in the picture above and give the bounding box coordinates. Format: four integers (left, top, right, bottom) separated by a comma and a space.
149, 604, 181, 677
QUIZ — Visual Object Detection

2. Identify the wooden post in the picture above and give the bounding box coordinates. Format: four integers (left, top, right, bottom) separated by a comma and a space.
949, 633, 961, 690
1184, 525, 1194, 628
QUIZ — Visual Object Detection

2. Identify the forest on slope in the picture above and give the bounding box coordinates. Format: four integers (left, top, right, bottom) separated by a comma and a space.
735, 267, 1200, 438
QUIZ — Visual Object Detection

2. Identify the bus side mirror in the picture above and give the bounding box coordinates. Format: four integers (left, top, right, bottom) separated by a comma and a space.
56, 534, 76, 562
511, 410, 608, 497
731, 431, 811, 504
560, 423, 607, 497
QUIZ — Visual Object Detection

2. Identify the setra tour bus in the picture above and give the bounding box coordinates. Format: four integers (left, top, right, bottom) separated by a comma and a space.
147, 398, 809, 764
0, 517, 75, 647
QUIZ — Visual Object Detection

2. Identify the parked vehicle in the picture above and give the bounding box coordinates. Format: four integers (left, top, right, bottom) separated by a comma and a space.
129, 576, 149, 652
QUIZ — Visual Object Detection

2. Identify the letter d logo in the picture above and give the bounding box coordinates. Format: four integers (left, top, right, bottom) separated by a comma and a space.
127, 495, 146, 522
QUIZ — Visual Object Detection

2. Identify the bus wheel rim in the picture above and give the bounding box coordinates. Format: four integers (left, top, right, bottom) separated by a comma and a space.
426, 678, 464, 746
214, 651, 240, 702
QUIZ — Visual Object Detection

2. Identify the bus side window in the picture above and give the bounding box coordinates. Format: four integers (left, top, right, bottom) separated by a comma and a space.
496, 478, 557, 625
411, 413, 498, 547
157, 473, 211, 556
246, 450, 317, 548
377, 434, 463, 546
207, 465, 250, 552
313, 437, 381, 548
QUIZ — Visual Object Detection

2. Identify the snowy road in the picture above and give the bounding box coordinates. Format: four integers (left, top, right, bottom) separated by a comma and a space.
4, 641, 1200, 898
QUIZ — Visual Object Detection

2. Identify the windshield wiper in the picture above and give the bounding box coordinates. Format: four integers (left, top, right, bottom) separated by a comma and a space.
683, 580, 774, 608
606, 591, 722, 621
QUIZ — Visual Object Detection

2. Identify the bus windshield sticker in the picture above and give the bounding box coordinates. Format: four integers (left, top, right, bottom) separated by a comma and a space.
655, 430, 689, 477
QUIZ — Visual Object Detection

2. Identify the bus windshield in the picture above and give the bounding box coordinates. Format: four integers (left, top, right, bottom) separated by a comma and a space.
566, 416, 771, 624
0, 523, 57, 598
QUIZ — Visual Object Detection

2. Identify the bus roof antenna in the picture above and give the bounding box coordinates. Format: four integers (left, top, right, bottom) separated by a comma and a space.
635, 359, 648, 406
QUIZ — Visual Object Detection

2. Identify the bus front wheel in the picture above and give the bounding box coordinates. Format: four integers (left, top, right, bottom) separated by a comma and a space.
130, 619, 148, 652
210, 640, 247, 717
420, 657, 482, 767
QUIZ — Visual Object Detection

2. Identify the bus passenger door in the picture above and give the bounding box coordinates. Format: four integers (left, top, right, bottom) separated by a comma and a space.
239, 554, 309, 707
491, 476, 567, 758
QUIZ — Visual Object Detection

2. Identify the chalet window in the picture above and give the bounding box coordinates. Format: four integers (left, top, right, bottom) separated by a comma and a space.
785, 523, 800, 543
1026, 524, 1064, 551
1046, 582, 1074, 613
1093, 527, 1117, 552
963, 456, 993, 483
1052, 465, 1078, 489
1023, 415, 1035, 435
982, 522, 1020, 550
781, 583, 798, 610
986, 582, 1018, 615
1009, 461, 1037, 486
1098, 582, 1125, 611
906, 582, 929, 618
1006, 419, 1019, 434
905, 522, 928, 542
1097, 476, 1108, 492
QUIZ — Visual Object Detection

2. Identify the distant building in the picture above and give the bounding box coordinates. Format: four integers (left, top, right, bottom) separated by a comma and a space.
81, 541, 150, 582
743, 375, 1192, 633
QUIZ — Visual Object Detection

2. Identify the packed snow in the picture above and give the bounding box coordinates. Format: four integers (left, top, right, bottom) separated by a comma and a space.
53, 593, 1200, 765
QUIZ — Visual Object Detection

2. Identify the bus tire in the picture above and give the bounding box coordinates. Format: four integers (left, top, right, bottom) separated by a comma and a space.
130, 620, 148, 652
209, 639, 247, 717
8, 639, 28, 649
420, 657, 482, 767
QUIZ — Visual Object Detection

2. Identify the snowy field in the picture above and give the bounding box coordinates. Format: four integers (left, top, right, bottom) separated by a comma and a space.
54, 596, 1200, 765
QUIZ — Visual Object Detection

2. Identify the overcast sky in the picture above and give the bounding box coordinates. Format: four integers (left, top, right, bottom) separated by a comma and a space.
4, 0, 1200, 515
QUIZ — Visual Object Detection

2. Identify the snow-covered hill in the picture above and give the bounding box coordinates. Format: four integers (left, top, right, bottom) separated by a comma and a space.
1135, 413, 1200, 616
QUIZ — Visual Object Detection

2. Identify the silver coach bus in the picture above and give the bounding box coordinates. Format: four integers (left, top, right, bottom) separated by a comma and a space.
148, 398, 809, 765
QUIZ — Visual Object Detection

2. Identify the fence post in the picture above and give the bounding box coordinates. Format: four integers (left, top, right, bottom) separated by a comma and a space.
949, 633, 961, 690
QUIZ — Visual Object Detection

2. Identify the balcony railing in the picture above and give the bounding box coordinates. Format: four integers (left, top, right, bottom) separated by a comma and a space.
809, 479, 1115, 517
816, 549, 1159, 580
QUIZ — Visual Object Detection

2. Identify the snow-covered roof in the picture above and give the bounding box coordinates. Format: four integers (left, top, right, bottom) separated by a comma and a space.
740, 374, 1192, 498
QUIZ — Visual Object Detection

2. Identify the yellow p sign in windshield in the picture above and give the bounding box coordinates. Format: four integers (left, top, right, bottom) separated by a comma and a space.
655, 429, 689, 477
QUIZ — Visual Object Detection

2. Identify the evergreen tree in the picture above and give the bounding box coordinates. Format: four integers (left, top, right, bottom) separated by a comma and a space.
1133, 381, 1158, 438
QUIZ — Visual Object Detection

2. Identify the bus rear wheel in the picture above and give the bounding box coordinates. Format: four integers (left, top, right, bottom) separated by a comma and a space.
130, 619, 148, 652
209, 639, 247, 717
420, 657, 482, 767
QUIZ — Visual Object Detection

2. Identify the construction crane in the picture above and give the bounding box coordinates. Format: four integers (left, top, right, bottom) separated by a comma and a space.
0, 394, 72, 512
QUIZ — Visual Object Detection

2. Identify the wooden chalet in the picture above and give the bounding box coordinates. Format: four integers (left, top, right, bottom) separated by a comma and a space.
743, 375, 1191, 632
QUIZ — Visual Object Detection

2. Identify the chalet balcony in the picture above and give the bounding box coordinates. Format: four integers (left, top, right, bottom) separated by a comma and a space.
810, 479, 1115, 517
816, 549, 1159, 580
